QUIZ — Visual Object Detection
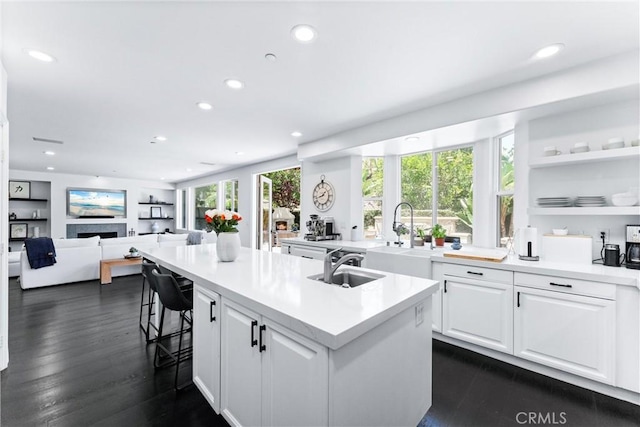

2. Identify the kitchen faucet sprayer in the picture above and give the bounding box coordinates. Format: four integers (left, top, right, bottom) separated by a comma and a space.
392, 202, 415, 248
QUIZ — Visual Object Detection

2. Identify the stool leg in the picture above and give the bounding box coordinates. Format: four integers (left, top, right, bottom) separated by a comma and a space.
174, 311, 185, 391
138, 276, 148, 337
153, 306, 166, 369
146, 289, 156, 344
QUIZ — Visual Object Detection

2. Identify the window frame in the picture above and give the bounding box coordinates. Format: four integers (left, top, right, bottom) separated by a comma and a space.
495, 130, 515, 247
362, 157, 384, 240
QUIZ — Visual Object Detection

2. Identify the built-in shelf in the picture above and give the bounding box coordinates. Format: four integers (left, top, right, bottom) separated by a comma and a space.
528, 206, 640, 216
9, 218, 47, 222
138, 202, 174, 206
529, 146, 640, 168
8, 198, 48, 202
138, 217, 174, 220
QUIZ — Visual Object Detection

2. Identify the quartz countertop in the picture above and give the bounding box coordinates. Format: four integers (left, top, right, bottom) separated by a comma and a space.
140, 244, 438, 350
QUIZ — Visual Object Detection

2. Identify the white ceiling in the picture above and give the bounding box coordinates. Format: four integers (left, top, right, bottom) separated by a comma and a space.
2, 1, 638, 183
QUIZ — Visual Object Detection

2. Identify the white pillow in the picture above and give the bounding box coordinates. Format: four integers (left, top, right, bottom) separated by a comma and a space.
53, 235, 100, 249
99, 234, 158, 246
158, 233, 188, 242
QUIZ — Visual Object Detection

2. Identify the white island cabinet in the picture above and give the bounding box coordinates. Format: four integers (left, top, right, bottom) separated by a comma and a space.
193, 286, 221, 412
141, 244, 438, 427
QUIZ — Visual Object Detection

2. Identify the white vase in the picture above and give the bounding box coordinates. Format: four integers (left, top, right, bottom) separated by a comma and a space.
216, 232, 240, 262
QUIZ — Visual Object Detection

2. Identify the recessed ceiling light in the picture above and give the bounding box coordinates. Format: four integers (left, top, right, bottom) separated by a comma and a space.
265, 53, 277, 62
46, 166, 55, 170
235, 151, 244, 155
405, 136, 420, 142
43, 150, 55, 155
24, 48, 56, 62
197, 102, 213, 110
160, 177, 166, 180
291, 131, 302, 138
224, 79, 244, 90
154, 135, 167, 141
534, 43, 564, 59
291, 24, 317, 43
186, 168, 193, 172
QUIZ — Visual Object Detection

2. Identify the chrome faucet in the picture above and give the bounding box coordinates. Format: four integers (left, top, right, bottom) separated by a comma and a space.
323, 248, 365, 284
392, 202, 415, 248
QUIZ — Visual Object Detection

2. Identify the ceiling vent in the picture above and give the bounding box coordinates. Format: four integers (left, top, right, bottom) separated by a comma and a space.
33, 137, 64, 144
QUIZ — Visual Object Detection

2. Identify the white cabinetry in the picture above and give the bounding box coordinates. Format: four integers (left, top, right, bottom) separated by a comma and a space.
514, 272, 616, 385
193, 286, 221, 412
442, 264, 514, 354
220, 299, 328, 427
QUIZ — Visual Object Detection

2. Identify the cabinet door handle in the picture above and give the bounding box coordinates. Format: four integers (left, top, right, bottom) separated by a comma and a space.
259, 325, 266, 352
517, 291, 520, 307
444, 279, 447, 293
467, 271, 483, 276
550, 282, 572, 288
209, 300, 216, 322
301, 255, 313, 259
251, 320, 258, 347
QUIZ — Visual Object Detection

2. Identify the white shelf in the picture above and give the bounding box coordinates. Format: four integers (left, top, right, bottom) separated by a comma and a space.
529, 146, 640, 168
528, 206, 640, 216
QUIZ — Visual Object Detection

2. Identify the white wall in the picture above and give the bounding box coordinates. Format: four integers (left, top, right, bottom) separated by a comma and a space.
1, 0, 10, 369
8, 169, 175, 239
301, 156, 363, 240
526, 100, 640, 259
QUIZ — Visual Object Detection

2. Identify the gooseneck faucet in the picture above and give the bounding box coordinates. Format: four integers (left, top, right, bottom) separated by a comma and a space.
323, 248, 365, 284
392, 202, 415, 248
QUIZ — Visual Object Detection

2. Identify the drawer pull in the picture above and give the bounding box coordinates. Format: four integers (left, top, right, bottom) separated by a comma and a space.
467, 271, 483, 276
550, 282, 572, 288
301, 256, 313, 259
517, 291, 520, 307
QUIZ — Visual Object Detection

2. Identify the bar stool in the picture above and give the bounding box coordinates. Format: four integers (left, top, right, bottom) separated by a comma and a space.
139, 261, 157, 342
151, 269, 193, 391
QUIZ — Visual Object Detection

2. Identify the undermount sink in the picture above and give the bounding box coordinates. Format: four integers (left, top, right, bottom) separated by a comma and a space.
308, 268, 385, 288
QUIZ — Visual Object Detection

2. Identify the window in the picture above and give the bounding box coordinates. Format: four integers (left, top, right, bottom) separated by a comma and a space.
223, 179, 239, 212
401, 152, 433, 240
178, 189, 187, 229
497, 131, 515, 247
401, 146, 473, 244
194, 183, 217, 230
362, 158, 383, 239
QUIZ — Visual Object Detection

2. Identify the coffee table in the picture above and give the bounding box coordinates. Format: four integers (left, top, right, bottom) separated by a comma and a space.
100, 257, 142, 284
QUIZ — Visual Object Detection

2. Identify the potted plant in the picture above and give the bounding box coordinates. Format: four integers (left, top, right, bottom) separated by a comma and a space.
128, 246, 139, 257
431, 224, 447, 247
414, 227, 425, 246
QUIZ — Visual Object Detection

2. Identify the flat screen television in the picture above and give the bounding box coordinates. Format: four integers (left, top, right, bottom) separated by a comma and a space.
67, 188, 127, 218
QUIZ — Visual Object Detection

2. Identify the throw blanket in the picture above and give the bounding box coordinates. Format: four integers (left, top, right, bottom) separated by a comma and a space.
187, 231, 203, 245
24, 237, 57, 269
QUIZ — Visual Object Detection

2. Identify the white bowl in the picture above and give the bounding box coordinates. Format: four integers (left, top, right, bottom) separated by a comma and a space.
552, 229, 569, 235
612, 193, 638, 207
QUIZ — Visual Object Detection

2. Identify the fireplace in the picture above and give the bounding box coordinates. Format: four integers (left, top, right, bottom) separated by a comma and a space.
78, 232, 117, 239
272, 208, 295, 231
67, 223, 127, 238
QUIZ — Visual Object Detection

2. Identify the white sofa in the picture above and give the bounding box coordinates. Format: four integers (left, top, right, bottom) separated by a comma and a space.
19, 233, 189, 289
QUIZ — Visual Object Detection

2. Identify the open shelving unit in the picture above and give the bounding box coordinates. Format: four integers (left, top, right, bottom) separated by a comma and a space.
529, 146, 639, 169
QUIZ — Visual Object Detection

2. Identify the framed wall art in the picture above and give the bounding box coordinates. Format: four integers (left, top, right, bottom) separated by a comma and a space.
10, 223, 28, 240
9, 181, 31, 199
150, 206, 162, 218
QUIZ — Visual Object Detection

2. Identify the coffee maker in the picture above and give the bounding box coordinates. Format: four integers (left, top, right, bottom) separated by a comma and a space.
626, 225, 640, 270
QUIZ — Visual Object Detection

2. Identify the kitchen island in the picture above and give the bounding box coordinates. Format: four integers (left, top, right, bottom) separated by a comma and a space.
141, 244, 439, 427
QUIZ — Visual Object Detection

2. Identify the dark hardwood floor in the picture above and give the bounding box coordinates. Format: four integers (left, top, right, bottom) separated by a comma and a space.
2, 276, 639, 426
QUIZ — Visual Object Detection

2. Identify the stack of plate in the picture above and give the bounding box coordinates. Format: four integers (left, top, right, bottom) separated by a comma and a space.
537, 197, 572, 207
575, 196, 606, 207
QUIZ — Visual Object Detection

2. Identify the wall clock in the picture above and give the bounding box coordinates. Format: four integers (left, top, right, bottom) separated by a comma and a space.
312, 175, 335, 212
